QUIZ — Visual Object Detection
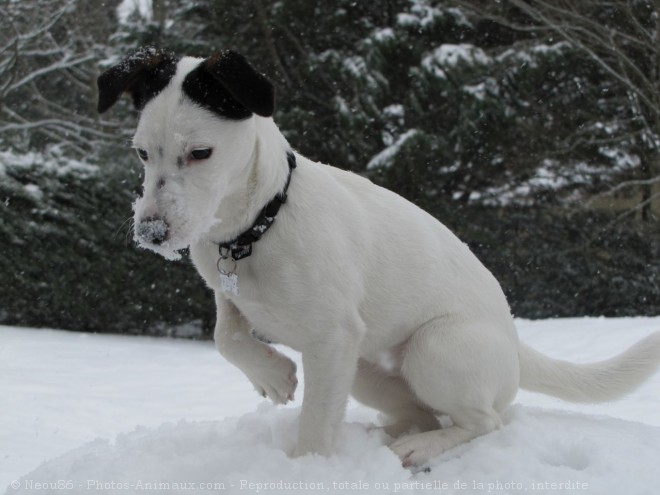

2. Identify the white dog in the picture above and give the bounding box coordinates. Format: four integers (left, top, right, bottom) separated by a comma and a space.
98, 48, 660, 467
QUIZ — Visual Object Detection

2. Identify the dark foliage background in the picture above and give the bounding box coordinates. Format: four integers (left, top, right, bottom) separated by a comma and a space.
1, 0, 658, 338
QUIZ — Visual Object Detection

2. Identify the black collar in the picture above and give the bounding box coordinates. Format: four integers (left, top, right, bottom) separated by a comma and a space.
218, 151, 296, 261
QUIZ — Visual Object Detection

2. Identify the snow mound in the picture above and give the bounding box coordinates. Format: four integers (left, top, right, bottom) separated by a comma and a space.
7, 404, 660, 495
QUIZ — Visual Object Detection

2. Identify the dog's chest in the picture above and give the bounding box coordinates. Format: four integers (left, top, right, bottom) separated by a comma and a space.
192, 246, 304, 349
230, 293, 303, 351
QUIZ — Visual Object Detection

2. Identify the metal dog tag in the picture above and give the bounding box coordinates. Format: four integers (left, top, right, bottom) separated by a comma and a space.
217, 252, 239, 296
220, 271, 239, 296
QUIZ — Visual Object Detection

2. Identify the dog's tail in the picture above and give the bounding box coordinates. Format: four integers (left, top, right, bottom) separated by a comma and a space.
518, 331, 660, 402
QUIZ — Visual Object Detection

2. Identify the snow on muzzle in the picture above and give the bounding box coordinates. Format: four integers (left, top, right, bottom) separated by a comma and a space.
135, 217, 170, 245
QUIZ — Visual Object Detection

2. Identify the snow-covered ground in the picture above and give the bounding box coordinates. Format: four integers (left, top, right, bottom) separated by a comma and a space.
1, 318, 659, 494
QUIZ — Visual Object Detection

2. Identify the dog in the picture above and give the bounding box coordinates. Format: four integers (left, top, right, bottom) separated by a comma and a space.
98, 47, 660, 466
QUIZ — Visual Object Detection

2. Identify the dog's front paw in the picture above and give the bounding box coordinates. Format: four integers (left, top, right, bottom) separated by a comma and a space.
246, 348, 298, 405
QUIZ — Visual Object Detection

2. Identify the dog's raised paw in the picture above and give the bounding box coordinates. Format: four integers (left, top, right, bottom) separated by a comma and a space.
246, 349, 298, 405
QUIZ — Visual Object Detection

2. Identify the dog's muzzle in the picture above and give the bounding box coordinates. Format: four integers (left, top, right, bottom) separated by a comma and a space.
136, 217, 170, 245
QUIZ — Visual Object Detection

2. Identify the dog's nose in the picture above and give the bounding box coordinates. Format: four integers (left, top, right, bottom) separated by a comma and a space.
136, 217, 169, 245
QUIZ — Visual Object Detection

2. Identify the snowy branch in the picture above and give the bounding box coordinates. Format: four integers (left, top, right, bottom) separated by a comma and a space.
601, 190, 660, 228
0, 118, 118, 140
5, 54, 95, 94
503, 0, 659, 122
0, 0, 121, 158
583, 175, 660, 208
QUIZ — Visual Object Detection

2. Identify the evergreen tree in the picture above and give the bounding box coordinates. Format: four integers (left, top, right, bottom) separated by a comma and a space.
1, 0, 658, 335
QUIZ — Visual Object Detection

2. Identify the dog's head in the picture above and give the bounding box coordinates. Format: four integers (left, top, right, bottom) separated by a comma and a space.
98, 47, 275, 259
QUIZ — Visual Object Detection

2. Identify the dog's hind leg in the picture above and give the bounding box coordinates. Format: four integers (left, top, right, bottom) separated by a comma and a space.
390, 406, 503, 467
390, 319, 518, 467
351, 358, 440, 437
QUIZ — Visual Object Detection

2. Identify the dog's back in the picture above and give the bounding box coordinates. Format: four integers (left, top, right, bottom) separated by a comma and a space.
271, 154, 518, 359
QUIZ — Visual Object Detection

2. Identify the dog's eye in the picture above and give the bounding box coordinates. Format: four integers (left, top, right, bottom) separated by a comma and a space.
136, 148, 149, 161
189, 148, 213, 161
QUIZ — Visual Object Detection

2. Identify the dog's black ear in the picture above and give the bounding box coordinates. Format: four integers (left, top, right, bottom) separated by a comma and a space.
97, 47, 178, 114
203, 50, 275, 118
